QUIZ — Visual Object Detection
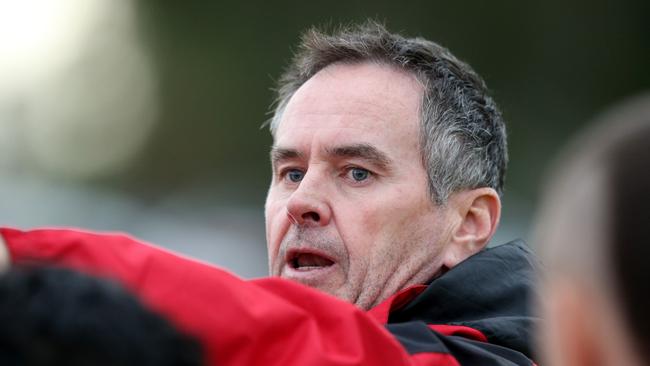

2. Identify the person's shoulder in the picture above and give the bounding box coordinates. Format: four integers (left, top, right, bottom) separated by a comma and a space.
462, 239, 539, 270
486, 239, 536, 258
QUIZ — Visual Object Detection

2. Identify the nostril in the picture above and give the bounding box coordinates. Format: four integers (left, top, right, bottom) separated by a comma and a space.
302, 212, 320, 222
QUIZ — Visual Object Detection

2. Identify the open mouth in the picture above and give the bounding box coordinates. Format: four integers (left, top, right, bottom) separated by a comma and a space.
287, 251, 335, 271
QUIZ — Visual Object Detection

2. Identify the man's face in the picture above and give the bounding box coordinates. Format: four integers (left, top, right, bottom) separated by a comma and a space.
265, 62, 453, 310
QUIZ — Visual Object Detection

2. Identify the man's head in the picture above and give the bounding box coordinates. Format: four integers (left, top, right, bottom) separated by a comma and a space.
534, 93, 650, 366
265, 22, 506, 309
0, 265, 203, 366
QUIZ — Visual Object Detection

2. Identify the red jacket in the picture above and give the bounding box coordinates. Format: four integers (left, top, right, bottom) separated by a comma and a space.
1, 227, 537, 365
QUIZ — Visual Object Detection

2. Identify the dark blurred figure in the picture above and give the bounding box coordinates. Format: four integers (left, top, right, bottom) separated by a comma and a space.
534, 93, 650, 366
0, 265, 204, 366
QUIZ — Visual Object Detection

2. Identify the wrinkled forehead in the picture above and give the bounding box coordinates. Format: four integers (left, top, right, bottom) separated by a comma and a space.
274, 62, 424, 142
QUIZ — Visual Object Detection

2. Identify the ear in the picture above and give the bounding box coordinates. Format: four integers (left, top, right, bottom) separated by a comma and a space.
442, 188, 501, 269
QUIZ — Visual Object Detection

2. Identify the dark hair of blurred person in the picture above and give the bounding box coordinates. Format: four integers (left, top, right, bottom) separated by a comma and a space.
0, 265, 204, 366
533, 93, 650, 366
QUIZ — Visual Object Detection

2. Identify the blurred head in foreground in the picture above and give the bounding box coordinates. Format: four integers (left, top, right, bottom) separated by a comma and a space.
534, 93, 650, 366
0, 265, 203, 366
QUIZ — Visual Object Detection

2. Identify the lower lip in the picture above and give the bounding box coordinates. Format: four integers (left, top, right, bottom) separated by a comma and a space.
281, 263, 339, 286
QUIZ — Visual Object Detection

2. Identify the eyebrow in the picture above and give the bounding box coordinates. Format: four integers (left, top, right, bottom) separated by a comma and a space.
270, 147, 303, 166
270, 143, 393, 171
325, 143, 392, 171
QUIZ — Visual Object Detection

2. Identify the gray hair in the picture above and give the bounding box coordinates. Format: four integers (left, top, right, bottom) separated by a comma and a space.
268, 21, 507, 204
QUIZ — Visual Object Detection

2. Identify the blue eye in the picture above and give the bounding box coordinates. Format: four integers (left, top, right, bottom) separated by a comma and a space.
349, 168, 370, 182
287, 169, 304, 183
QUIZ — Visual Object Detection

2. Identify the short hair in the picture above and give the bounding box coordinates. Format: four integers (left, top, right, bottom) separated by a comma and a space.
534, 93, 650, 361
268, 21, 507, 204
0, 265, 203, 366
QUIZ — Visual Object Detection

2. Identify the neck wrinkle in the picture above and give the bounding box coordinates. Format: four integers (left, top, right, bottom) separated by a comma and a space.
367, 257, 440, 310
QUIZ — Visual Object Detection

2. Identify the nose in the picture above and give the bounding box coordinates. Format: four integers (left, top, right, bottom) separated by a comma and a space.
285, 174, 332, 227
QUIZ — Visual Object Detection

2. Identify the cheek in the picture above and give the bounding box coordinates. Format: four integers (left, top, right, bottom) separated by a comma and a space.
337, 198, 391, 242
356, 205, 382, 234
264, 193, 290, 259
355, 191, 441, 260
358, 191, 430, 236
337, 200, 398, 263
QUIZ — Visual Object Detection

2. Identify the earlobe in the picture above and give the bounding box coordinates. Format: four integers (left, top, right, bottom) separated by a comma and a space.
443, 188, 501, 269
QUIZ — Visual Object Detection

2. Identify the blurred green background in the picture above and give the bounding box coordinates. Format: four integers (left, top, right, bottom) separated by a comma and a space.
1, 0, 648, 277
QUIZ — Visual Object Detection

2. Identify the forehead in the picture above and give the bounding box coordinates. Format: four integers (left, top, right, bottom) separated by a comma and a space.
275, 62, 423, 147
